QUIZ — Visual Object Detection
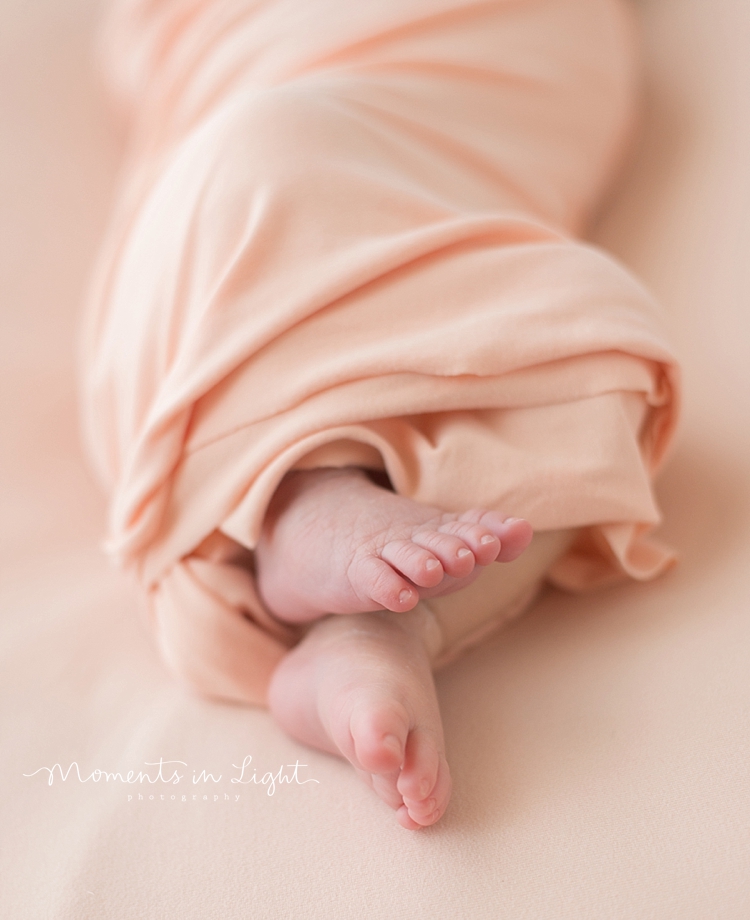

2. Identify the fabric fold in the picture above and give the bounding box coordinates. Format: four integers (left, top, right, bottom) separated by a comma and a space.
81, 0, 681, 704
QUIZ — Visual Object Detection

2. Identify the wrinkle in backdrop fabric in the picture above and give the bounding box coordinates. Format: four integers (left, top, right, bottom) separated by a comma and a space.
81, 0, 680, 704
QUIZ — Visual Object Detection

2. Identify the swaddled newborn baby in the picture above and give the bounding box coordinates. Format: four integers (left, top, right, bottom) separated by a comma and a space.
82, 0, 680, 829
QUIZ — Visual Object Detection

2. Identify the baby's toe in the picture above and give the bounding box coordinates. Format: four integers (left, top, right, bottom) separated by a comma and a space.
347, 700, 409, 776
397, 744, 451, 829
369, 771, 405, 811
351, 555, 420, 612
409, 755, 451, 827
396, 804, 423, 830
458, 510, 534, 563
354, 765, 405, 812
396, 728, 439, 802
411, 530, 476, 578
493, 517, 534, 562
437, 519, 501, 566
380, 540, 444, 588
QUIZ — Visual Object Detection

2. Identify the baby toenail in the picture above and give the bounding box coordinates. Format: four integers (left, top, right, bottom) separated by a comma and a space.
399, 588, 414, 604
503, 517, 522, 525
419, 779, 431, 797
425, 559, 441, 571
383, 734, 402, 757
480, 534, 496, 544
457, 548, 472, 558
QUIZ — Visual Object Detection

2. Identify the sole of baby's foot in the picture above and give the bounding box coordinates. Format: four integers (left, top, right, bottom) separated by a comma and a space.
267, 611, 451, 830
256, 467, 533, 623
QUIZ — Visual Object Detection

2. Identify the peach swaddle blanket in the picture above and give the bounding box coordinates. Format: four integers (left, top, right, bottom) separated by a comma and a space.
81, 0, 680, 705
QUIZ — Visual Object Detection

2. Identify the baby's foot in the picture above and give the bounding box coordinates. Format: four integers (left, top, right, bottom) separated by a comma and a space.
256, 467, 532, 623
268, 611, 450, 829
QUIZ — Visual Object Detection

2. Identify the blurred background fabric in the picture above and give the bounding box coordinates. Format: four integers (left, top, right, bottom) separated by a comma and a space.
1, 0, 749, 917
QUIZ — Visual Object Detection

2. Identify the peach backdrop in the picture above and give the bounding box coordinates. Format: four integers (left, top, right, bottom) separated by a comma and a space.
1, 0, 748, 917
